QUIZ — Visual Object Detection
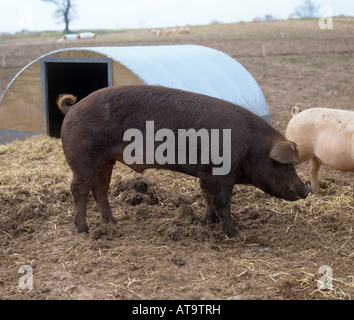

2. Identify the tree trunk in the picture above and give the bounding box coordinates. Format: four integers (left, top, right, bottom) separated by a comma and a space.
64, 11, 70, 33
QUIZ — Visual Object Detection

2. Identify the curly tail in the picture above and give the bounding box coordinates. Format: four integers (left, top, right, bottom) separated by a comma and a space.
291, 106, 301, 118
57, 94, 77, 114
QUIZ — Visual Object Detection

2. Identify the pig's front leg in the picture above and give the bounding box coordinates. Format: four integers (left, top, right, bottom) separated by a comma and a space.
214, 199, 238, 239
309, 157, 321, 193
199, 176, 238, 239
200, 183, 219, 224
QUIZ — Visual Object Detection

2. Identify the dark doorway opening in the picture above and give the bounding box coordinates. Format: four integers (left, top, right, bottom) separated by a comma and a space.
45, 60, 110, 138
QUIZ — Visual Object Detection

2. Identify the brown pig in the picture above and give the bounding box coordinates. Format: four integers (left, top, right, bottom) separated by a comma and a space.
57, 85, 310, 238
286, 106, 354, 193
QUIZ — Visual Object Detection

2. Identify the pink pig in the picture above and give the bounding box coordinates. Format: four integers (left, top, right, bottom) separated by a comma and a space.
285, 106, 354, 193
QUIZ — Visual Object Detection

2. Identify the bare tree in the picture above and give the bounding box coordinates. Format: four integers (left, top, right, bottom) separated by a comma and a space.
294, 0, 320, 18
42, 0, 76, 33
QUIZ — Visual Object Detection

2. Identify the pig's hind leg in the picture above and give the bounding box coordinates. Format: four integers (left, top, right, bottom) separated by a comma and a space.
199, 176, 238, 239
70, 172, 95, 234
91, 161, 117, 225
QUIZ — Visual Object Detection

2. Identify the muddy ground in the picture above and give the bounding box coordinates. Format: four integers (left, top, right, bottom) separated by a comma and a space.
0, 20, 353, 300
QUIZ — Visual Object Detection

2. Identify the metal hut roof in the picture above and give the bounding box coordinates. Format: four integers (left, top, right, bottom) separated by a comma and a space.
0, 45, 269, 143
66, 45, 269, 119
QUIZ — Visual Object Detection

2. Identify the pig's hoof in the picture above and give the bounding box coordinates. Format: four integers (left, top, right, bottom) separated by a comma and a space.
225, 234, 240, 241
104, 217, 117, 225
223, 229, 239, 240
77, 223, 89, 234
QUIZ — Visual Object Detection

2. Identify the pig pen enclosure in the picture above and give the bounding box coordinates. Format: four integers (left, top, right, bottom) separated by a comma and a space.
0, 19, 354, 300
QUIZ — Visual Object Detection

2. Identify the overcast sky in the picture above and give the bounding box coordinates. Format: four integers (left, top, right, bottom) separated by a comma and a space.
0, 0, 353, 33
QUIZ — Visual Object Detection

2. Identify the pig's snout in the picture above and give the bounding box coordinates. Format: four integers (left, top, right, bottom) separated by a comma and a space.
301, 185, 311, 199
285, 180, 311, 201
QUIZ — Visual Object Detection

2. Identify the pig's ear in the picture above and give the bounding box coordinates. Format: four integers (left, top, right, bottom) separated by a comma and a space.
270, 141, 299, 164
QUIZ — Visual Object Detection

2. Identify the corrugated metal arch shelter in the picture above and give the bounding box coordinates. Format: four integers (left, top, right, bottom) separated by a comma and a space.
0, 45, 269, 143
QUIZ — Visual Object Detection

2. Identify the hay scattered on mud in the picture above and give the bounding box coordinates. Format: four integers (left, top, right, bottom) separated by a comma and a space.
0, 135, 353, 299
0, 135, 70, 197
